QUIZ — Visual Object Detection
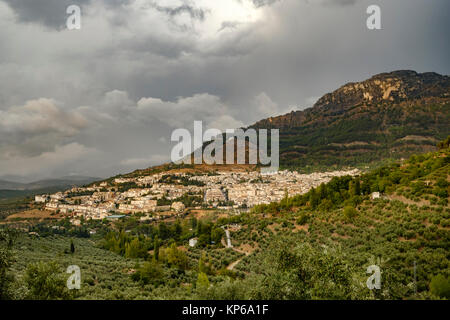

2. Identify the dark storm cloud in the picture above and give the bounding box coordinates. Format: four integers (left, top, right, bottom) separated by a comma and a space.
321, 0, 358, 5
252, 0, 358, 7
150, 2, 207, 21
219, 21, 242, 32
252, 0, 281, 8
2, 0, 91, 29
1, 0, 135, 29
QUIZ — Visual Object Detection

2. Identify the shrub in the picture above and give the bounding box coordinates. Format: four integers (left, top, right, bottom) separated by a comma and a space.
24, 261, 71, 300
433, 187, 448, 199
296, 213, 310, 225
343, 206, 358, 221
430, 274, 450, 298
131, 261, 163, 286
196, 272, 210, 291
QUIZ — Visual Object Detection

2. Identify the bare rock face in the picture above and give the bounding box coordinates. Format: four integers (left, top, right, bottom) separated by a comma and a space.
253, 70, 450, 129
313, 70, 450, 113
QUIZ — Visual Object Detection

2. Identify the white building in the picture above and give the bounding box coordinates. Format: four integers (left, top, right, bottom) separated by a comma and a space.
171, 202, 185, 212
35, 195, 49, 203
371, 192, 381, 200
189, 238, 198, 247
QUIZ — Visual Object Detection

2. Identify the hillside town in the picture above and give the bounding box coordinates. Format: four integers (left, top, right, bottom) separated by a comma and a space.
35, 169, 360, 221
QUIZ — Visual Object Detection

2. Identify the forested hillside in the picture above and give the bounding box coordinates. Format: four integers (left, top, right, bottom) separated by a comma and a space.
252, 71, 450, 170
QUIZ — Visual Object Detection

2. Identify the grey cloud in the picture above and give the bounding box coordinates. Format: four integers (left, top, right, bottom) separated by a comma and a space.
135, 93, 244, 130
219, 21, 242, 32
0, 98, 88, 157
1, 0, 135, 29
252, 0, 281, 8
304, 0, 358, 6
119, 33, 195, 59
0, 0, 449, 180
2, 0, 91, 29
0, 142, 100, 177
251, 0, 357, 8
150, 2, 207, 21
316, 0, 358, 5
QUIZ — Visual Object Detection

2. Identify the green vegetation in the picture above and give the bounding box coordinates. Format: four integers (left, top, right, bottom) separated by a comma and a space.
0, 228, 17, 299
1, 138, 449, 300
158, 174, 206, 187
24, 261, 72, 300
253, 143, 449, 214
0, 197, 31, 220
254, 101, 450, 171
430, 274, 450, 299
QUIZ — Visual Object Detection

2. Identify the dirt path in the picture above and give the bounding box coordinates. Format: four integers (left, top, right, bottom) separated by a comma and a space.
224, 229, 232, 248
226, 258, 243, 270
222, 238, 251, 270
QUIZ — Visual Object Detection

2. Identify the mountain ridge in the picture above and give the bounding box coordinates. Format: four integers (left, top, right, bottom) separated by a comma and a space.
253, 70, 449, 128
250, 70, 450, 169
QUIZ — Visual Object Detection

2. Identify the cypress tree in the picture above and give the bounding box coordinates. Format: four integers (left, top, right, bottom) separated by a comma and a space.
153, 235, 159, 261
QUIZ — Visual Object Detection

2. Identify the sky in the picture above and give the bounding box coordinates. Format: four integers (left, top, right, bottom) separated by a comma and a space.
0, 0, 449, 182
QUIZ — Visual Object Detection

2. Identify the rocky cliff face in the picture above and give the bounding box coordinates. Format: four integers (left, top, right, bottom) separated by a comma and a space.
254, 70, 450, 129
312, 70, 450, 112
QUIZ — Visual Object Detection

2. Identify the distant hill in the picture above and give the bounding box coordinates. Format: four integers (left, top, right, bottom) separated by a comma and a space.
0, 180, 25, 190
0, 187, 65, 201
0, 176, 101, 191
251, 70, 450, 170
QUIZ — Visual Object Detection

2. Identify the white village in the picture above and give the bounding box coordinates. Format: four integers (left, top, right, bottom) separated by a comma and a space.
35, 169, 360, 224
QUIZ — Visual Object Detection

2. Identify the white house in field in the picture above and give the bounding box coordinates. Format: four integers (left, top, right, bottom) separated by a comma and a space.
35, 195, 49, 203
371, 192, 381, 200
189, 238, 198, 247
